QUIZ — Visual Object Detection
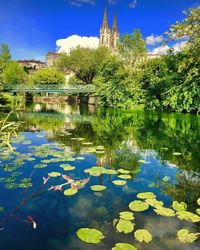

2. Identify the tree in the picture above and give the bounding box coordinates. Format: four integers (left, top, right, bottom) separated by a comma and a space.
118, 29, 147, 67
2, 61, 27, 86
95, 56, 134, 108
56, 47, 110, 84
30, 68, 65, 85
164, 7, 200, 113
0, 44, 11, 62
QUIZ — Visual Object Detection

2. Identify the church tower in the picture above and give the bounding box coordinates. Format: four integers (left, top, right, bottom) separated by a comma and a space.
111, 11, 120, 51
99, 8, 120, 52
99, 7, 111, 48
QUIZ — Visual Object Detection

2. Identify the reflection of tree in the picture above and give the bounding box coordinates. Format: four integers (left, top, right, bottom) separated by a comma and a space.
159, 171, 200, 213
17, 103, 199, 174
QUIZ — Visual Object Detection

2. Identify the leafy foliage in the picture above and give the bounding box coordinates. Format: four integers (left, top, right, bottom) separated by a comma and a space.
30, 68, 65, 85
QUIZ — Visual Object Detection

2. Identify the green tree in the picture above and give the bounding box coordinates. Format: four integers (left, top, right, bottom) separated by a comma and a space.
95, 56, 134, 108
0, 44, 11, 62
2, 61, 27, 86
118, 29, 147, 67
30, 68, 65, 85
56, 47, 110, 84
164, 7, 200, 113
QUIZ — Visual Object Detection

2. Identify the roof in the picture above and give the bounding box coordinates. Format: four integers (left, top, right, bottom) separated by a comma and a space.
46, 52, 59, 56
18, 60, 45, 64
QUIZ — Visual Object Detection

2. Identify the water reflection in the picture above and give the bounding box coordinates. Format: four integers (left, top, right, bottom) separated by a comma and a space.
0, 102, 199, 250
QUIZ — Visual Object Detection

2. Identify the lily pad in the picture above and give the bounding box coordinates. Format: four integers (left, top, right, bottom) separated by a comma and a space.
48, 172, 61, 178
134, 229, 153, 243
118, 169, 130, 174
5, 182, 19, 189
60, 165, 75, 171
154, 207, 175, 217
137, 192, 156, 199
104, 169, 118, 175
129, 200, 149, 212
77, 228, 104, 244
176, 211, 200, 223
76, 157, 85, 160
112, 180, 127, 186
34, 164, 47, 169
197, 198, 200, 206
90, 185, 107, 192
177, 229, 199, 243
84, 167, 106, 176
145, 198, 163, 208
116, 220, 135, 234
119, 211, 134, 221
64, 188, 78, 196
112, 243, 138, 250
0, 207, 4, 212
196, 209, 200, 215
118, 175, 132, 180
19, 182, 32, 188
172, 201, 187, 211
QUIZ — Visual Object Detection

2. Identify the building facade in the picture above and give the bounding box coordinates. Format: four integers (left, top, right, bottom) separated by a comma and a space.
46, 52, 59, 67
99, 7, 120, 52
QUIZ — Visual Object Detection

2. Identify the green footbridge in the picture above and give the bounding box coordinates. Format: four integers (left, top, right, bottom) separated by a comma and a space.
4, 84, 95, 94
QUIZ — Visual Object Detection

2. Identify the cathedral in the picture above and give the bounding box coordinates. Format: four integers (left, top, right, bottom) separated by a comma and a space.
99, 7, 120, 52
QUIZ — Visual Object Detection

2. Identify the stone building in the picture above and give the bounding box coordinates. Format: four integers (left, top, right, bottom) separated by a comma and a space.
46, 52, 59, 67
99, 7, 120, 52
18, 59, 45, 73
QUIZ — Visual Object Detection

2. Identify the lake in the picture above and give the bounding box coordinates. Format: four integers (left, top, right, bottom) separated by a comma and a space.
0, 102, 199, 250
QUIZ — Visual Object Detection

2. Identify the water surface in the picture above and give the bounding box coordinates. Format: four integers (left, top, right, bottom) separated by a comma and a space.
0, 103, 199, 250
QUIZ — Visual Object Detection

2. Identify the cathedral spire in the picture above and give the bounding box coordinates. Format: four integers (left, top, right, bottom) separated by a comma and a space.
112, 11, 119, 33
102, 6, 109, 29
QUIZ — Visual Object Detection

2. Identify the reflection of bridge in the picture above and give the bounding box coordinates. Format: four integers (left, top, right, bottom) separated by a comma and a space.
5, 84, 95, 94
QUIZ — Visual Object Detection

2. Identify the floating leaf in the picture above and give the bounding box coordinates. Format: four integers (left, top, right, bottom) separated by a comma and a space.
112, 180, 126, 186
197, 198, 200, 206
134, 229, 153, 243
48, 172, 61, 178
172, 201, 187, 211
77, 228, 104, 244
176, 211, 200, 223
0, 207, 4, 212
129, 200, 149, 212
4, 182, 19, 189
137, 192, 156, 199
154, 207, 175, 217
104, 169, 118, 175
112, 243, 138, 250
19, 183, 32, 188
119, 211, 134, 221
118, 169, 130, 174
196, 209, 200, 215
90, 185, 107, 192
20, 178, 32, 183
162, 176, 171, 182
177, 229, 199, 243
118, 175, 132, 180
34, 164, 47, 169
138, 159, 150, 164
145, 199, 163, 208
84, 167, 106, 176
116, 219, 135, 234
64, 188, 77, 196
60, 165, 75, 171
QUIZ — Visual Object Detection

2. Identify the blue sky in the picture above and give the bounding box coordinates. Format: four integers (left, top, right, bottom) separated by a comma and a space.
0, 0, 199, 61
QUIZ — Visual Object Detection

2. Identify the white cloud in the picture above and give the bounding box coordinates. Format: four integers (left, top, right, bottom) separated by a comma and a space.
150, 41, 187, 55
146, 34, 163, 45
129, 0, 137, 9
151, 45, 170, 55
68, 0, 96, 7
171, 41, 187, 52
56, 35, 99, 53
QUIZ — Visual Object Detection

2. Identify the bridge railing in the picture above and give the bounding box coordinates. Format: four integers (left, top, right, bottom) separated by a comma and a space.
4, 84, 96, 93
